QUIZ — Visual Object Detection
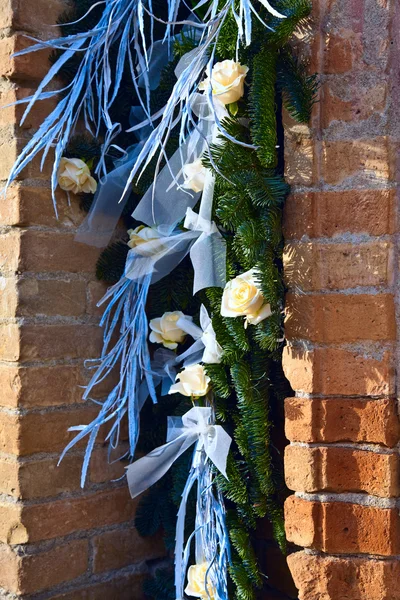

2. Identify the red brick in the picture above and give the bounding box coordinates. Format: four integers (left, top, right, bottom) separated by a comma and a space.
18, 324, 103, 361
0, 543, 19, 592
0, 231, 20, 275
0, 277, 18, 318
320, 80, 388, 128
0, 364, 86, 408
89, 446, 129, 484
0, 185, 85, 229
0, 85, 59, 131
0, 34, 52, 81
86, 280, 109, 317
0, 455, 82, 499
0, 459, 19, 497
18, 455, 82, 499
285, 496, 400, 556
288, 551, 400, 600
20, 487, 138, 543
285, 293, 396, 343
16, 278, 87, 317
19, 231, 101, 273
92, 527, 165, 574
51, 573, 147, 600
282, 347, 394, 396
18, 539, 89, 594
283, 190, 395, 239
285, 445, 400, 498
0, 502, 23, 544
285, 397, 400, 447
0, 413, 20, 454
321, 138, 391, 186
17, 407, 99, 455
0, 132, 54, 181
0, 0, 65, 38
284, 241, 393, 291
284, 134, 316, 187
324, 32, 363, 74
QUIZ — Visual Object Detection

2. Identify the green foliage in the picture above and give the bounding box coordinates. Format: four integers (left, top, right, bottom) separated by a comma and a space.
96, 242, 129, 283
143, 569, 176, 600
277, 48, 319, 122
57, 0, 313, 597
249, 47, 278, 168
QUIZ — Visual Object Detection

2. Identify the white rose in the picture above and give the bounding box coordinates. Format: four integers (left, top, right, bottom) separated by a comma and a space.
185, 563, 216, 600
182, 158, 207, 193
57, 158, 97, 194
149, 311, 190, 350
221, 268, 272, 327
199, 60, 249, 105
201, 321, 223, 364
168, 364, 211, 397
127, 225, 164, 257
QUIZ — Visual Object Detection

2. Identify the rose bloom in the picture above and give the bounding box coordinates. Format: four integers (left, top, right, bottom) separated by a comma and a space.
57, 157, 97, 194
185, 563, 216, 600
127, 225, 161, 251
168, 364, 211, 397
149, 311, 190, 350
221, 268, 272, 326
199, 60, 249, 105
182, 158, 207, 193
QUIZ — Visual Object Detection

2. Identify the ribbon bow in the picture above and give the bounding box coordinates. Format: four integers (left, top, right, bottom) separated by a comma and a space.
127, 407, 231, 499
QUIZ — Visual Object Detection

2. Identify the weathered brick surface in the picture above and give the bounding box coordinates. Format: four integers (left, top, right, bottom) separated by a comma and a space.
19, 488, 138, 543
284, 241, 393, 291
19, 539, 89, 594
285, 496, 400, 556
1, 185, 85, 228
282, 346, 394, 396
285, 445, 400, 498
0, 364, 86, 408
284, 0, 400, 597
283, 190, 396, 240
288, 551, 400, 600
0, 455, 82, 499
0, 0, 67, 37
52, 573, 147, 600
0, 2, 155, 596
285, 397, 400, 447
285, 293, 396, 343
92, 528, 165, 573
0, 34, 52, 81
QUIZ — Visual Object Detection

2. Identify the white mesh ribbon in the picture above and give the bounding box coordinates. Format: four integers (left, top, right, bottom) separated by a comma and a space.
124, 128, 226, 292
127, 407, 231, 499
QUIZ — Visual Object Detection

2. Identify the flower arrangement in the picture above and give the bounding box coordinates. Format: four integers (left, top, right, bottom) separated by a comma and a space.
7, 0, 317, 597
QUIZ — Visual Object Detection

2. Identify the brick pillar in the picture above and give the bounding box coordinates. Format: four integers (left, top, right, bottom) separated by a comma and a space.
283, 0, 400, 599
0, 2, 164, 598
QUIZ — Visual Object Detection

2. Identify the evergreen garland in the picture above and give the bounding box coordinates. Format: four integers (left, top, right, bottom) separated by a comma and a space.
49, 1, 316, 598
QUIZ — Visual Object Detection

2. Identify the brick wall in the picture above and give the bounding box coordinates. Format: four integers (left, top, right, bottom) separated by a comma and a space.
0, 2, 165, 598
283, 0, 400, 599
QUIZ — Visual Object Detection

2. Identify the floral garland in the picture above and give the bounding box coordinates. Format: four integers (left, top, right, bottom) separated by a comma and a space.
8, 1, 316, 598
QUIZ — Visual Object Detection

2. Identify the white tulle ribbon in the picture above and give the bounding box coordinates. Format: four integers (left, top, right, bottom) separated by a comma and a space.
175, 304, 223, 365
127, 407, 231, 499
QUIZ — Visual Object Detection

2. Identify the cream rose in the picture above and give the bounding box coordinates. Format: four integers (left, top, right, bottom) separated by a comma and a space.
199, 60, 249, 105
168, 364, 211, 397
201, 321, 223, 364
185, 563, 216, 600
182, 158, 207, 193
149, 311, 190, 350
57, 157, 97, 194
127, 225, 163, 257
221, 268, 272, 326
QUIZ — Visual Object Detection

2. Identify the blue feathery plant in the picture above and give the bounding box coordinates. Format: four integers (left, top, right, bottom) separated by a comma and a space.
5, 0, 287, 213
